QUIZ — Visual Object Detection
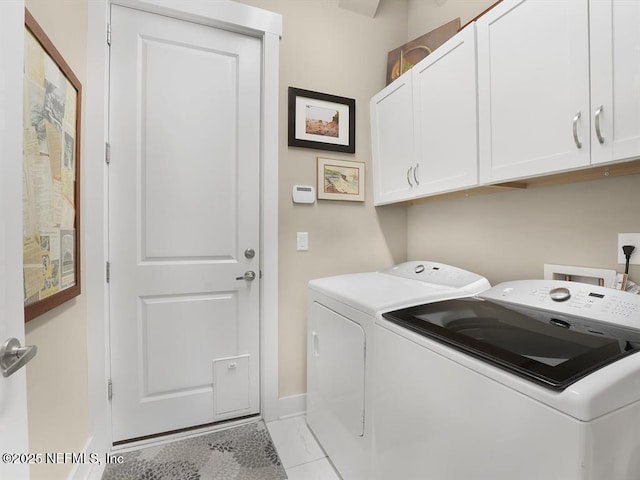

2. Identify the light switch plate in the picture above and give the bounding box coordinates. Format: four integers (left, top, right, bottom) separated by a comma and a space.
618, 233, 640, 265
297, 232, 309, 251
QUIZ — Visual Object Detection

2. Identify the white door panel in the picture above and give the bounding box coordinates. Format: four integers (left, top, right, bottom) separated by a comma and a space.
0, 3, 30, 478
370, 74, 415, 205
590, 0, 640, 165
478, 0, 590, 182
109, 5, 261, 442
141, 37, 238, 260
413, 25, 478, 195
307, 302, 366, 439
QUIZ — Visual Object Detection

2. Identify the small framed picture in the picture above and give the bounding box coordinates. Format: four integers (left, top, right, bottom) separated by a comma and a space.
288, 87, 355, 153
316, 157, 365, 202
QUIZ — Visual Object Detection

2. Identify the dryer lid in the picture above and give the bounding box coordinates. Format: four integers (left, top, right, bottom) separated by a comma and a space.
308, 261, 490, 315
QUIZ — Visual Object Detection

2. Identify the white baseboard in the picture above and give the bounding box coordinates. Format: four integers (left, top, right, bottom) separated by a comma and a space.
277, 393, 307, 419
67, 436, 106, 480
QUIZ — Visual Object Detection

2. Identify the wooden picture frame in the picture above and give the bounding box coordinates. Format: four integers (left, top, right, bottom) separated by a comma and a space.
316, 157, 365, 202
288, 87, 356, 153
23, 9, 82, 322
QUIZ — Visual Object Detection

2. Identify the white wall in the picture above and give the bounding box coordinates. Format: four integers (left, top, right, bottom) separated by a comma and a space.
23, 1, 90, 479
237, 0, 409, 398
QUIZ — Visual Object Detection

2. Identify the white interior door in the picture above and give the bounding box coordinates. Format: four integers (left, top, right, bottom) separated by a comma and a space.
108, 5, 262, 442
0, 2, 30, 478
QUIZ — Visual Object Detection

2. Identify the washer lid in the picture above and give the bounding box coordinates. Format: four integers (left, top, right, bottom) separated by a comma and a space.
382, 297, 640, 391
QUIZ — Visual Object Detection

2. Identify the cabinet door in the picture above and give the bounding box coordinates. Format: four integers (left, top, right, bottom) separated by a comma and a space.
413, 24, 478, 196
590, 0, 640, 165
477, 0, 590, 183
370, 72, 415, 205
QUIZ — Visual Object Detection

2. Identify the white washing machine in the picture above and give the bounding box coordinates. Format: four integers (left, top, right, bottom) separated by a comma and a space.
374, 280, 640, 480
306, 261, 490, 480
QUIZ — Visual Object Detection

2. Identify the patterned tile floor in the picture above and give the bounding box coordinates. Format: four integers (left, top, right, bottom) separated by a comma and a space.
91, 415, 341, 480
266, 416, 341, 480
101, 421, 286, 480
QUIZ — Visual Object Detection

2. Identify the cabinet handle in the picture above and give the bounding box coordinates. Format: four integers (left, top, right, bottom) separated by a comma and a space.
407, 166, 413, 187
572, 111, 582, 149
312, 331, 319, 357
413, 163, 420, 186
595, 105, 605, 144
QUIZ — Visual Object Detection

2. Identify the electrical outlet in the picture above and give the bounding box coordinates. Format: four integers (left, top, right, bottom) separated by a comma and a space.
617, 233, 640, 265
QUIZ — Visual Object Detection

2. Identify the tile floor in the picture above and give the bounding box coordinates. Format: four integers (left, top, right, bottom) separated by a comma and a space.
266, 415, 342, 480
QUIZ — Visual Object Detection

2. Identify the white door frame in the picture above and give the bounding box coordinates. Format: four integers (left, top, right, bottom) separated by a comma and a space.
85, 0, 281, 454
0, 2, 30, 479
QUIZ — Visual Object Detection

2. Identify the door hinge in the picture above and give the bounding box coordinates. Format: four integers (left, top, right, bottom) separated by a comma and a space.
107, 23, 111, 46
105, 142, 111, 165
108, 379, 113, 401
106, 261, 110, 283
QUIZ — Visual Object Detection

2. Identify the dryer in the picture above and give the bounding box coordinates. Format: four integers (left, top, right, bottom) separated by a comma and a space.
306, 261, 490, 480
374, 280, 640, 480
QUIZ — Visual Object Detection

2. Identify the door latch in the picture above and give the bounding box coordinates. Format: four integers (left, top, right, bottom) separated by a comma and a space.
235, 271, 256, 281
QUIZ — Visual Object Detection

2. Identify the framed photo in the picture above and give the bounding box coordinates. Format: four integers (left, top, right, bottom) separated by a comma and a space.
288, 87, 355, 153
316, 157, 365, 202
23, 9, 82, 321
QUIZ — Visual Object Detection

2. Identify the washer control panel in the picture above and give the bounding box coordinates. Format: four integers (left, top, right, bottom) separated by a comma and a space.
481, 280, 640, 329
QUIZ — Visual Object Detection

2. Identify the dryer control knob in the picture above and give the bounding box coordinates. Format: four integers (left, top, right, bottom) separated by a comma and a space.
549, 287, 571, 302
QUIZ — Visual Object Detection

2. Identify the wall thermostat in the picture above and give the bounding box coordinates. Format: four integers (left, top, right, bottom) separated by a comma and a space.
292, 185, 316, 204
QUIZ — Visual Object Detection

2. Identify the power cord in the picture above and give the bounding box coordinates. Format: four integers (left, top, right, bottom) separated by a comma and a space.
623, 245, 636, 275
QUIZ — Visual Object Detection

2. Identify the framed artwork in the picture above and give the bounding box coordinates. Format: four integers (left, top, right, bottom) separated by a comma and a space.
316, 157, 365, 202
288, 87, 355, 153
23, 9, 82, 321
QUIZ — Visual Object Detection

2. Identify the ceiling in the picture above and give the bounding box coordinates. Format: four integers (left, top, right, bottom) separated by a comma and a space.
338, 0, 381, 18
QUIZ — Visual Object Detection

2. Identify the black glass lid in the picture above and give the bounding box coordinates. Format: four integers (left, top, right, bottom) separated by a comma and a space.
382, 297, 639, 390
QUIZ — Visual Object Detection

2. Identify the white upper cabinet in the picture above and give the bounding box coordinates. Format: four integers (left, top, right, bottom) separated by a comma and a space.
590, 0, 640, 165
413, 24, 478, 196
477, 0, 591, 183
371, 0, 640, 204
370, 71, 416, 205
371, 26, 479, 206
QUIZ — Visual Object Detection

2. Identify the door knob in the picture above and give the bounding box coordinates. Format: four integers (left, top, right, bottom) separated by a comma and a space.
244, 248, 255, 259
1, 338, 37, 378
235, 271, 256, 281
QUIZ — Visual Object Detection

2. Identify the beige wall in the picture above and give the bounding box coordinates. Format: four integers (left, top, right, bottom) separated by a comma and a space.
238, 0, 409, 398
408, 175, 640, 285
406, 0, 640, 287
408, 0, 495, 37
24, 1, 89, 479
